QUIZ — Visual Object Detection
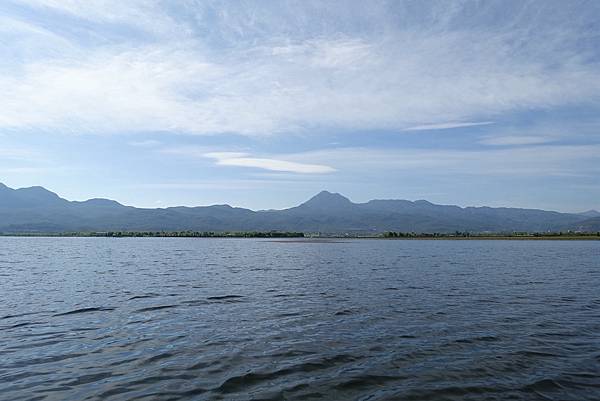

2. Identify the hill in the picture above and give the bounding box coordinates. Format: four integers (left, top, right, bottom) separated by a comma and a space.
0, 184, 594, 234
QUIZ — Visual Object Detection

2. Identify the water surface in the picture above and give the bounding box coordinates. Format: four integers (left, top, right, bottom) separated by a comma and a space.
1, 238, 599, 400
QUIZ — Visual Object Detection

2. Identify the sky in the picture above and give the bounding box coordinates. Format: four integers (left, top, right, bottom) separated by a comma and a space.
1, 0, 599, 212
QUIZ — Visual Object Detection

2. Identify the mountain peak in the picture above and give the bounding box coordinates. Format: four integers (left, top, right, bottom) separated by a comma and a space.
16, 186, 62, 199
299, 191, 354, 210
311, 190, 352, 202
0, 184, 67, 208
76, 198, 124, 207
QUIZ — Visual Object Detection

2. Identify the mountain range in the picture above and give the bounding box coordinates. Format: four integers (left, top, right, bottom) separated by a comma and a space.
1, 183, 598, 234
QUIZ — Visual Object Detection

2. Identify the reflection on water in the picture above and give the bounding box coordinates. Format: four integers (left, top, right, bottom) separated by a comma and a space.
1, 238, 599, 400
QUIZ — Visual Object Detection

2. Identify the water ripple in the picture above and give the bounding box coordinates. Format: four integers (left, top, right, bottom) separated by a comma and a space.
0, 238, 599, 400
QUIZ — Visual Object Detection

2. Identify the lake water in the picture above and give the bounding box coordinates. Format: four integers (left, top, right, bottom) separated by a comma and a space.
1, 238, 599, 400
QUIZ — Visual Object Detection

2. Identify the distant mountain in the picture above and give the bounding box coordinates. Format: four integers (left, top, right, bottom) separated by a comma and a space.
0, 183, 66, 208
0, 184, 595, 234
295, 191, 355, 211
578, 210, 600, 218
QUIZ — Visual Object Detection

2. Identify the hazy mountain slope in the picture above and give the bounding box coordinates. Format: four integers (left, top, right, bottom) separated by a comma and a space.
570, 217, 600, 232
578, 210, 600, 218
0, 184, 593, 233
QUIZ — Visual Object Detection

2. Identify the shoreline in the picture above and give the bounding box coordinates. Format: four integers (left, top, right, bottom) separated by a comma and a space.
1, 234, 598, 241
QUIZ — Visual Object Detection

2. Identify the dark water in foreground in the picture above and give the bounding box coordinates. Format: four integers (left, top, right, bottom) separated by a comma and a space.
1, 238, 599, 400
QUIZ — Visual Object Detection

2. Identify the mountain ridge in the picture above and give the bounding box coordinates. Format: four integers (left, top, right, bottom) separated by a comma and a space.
0, 184, 597, 233
578, 210, 600, 218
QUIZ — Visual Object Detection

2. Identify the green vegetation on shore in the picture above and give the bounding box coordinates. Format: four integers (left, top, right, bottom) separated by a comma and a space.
0, 231, 305, 238
381, 231, 600, 240
1, 230, 599, 240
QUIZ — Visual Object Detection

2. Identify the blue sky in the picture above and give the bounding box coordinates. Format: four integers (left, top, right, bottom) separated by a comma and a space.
1, 0, 599, 211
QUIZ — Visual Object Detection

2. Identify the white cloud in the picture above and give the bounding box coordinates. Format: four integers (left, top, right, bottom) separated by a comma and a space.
403, 121, 494, 131
162, 147, 336, 174
0, 47, 241, 133
14, 0, 183, 36
1, 2, 600, 135
204, 152, 336, 174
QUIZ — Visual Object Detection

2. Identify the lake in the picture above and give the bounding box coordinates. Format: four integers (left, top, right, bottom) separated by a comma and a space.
1, 238, 599, 400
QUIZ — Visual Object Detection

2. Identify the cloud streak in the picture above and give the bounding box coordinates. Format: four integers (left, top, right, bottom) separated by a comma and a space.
403, 121, 494, 131
204, 152, 336, 174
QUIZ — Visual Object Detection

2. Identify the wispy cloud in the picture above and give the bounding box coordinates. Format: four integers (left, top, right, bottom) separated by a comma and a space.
204, 152, 336, 174
1, 2, 599, 135
403, 121, 494, 131
14, 0, 183, 36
